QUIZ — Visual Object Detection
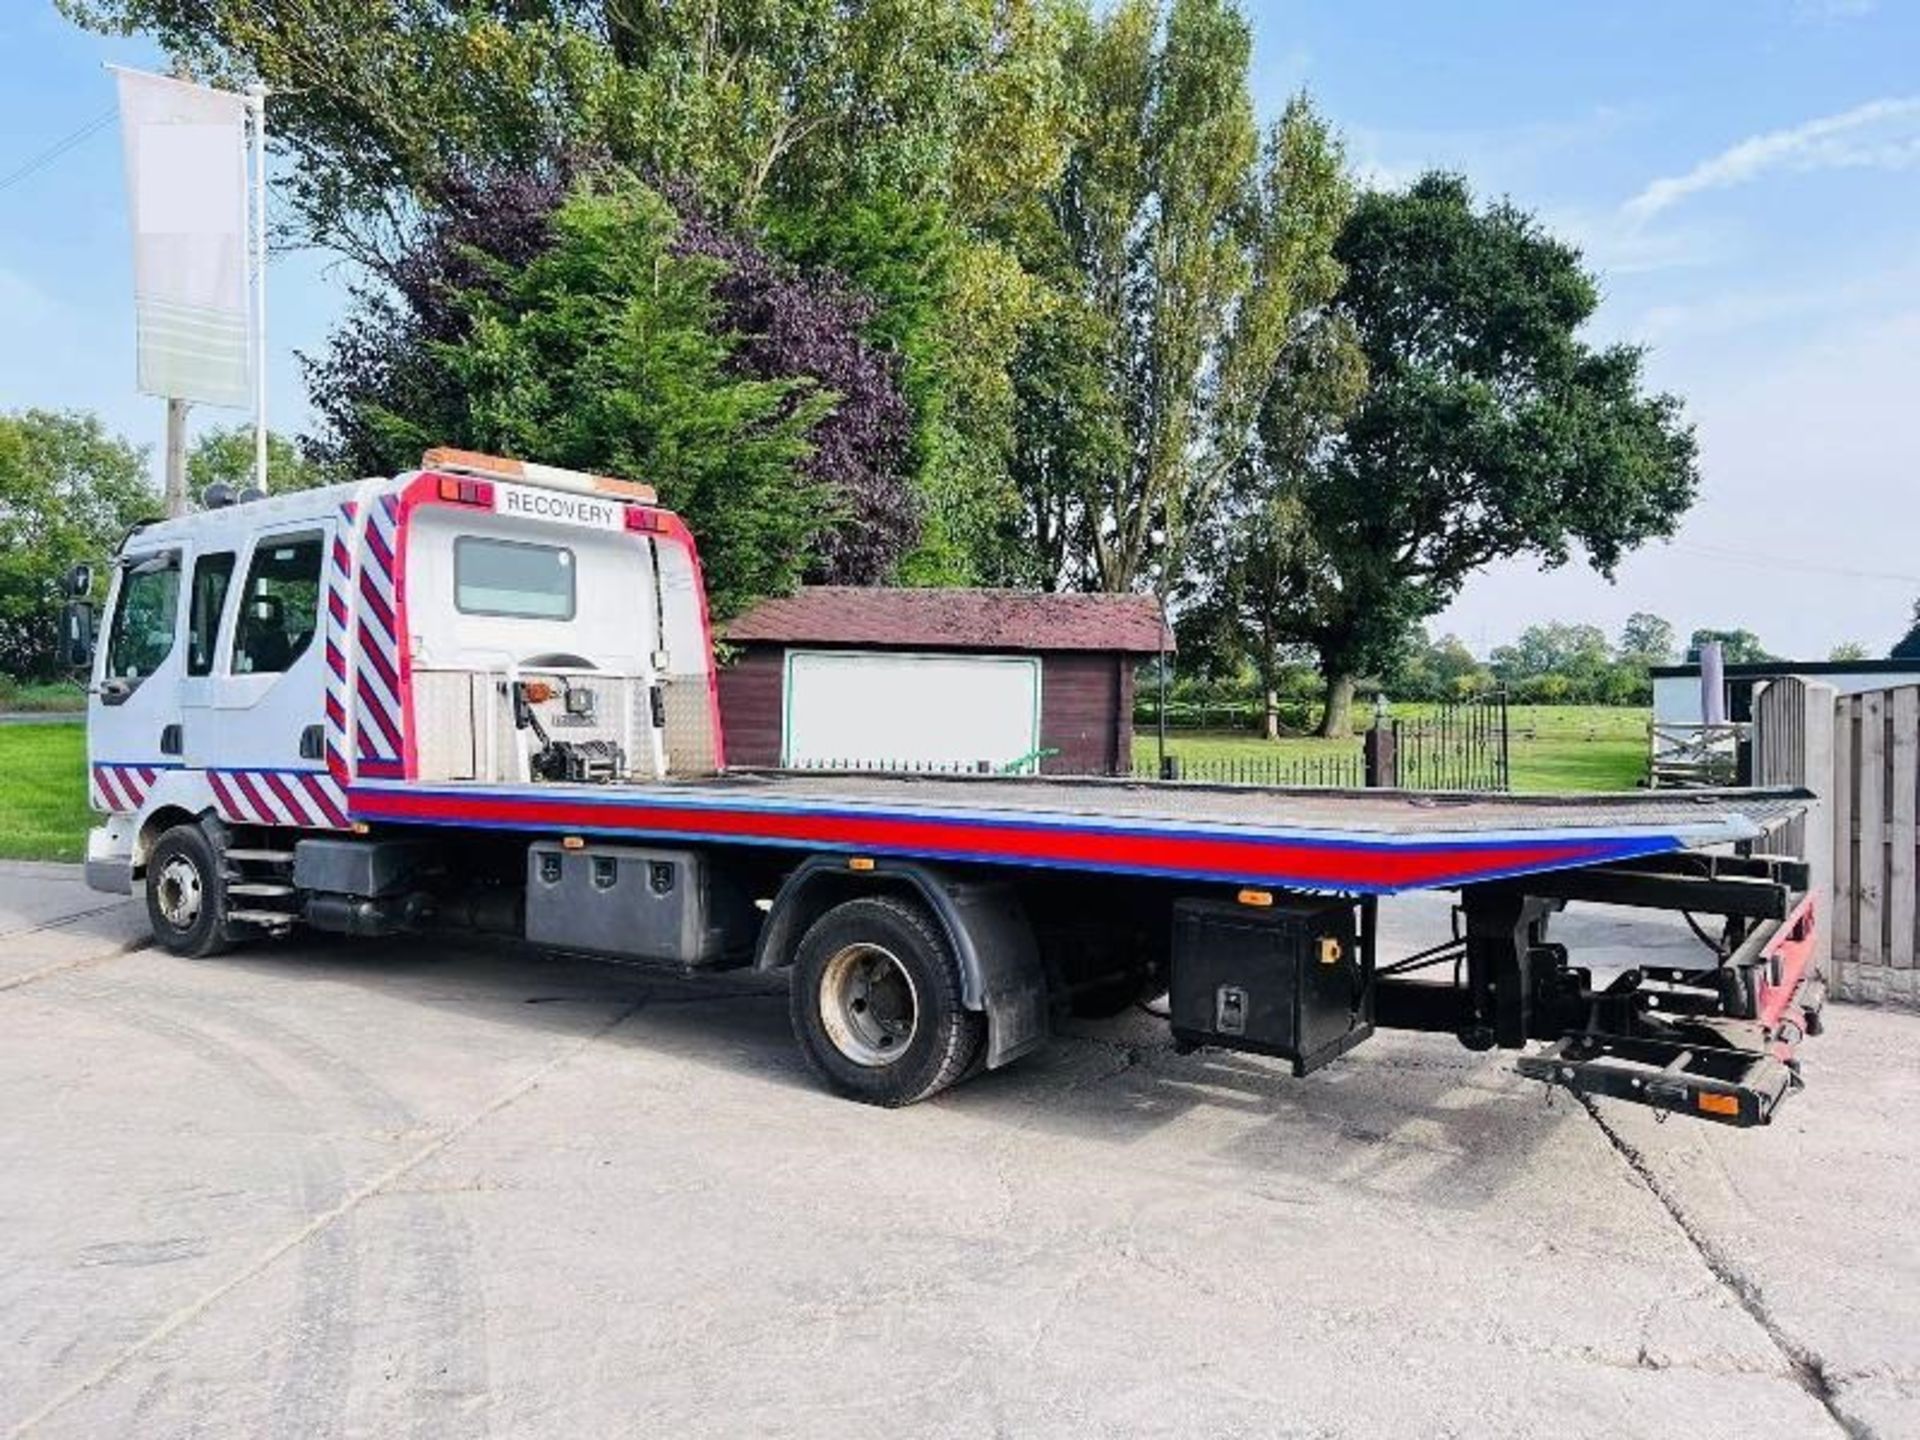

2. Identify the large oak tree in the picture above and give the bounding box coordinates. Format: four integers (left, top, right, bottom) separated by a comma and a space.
1253, 174, 1698, 735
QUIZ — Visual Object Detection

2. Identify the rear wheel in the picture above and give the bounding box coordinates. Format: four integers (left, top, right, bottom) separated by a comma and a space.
789, 895, 985, 1107
145, 823, 231, 958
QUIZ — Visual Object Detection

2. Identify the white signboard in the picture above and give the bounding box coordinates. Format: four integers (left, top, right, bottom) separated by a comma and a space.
493, 480, 626, 531
114, 68, 252, 408
782, 651, 1042, 770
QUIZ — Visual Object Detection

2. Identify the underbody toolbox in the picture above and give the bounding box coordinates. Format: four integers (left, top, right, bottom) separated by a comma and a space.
525, 842, 757, 965
1170, 898, 1372, 1075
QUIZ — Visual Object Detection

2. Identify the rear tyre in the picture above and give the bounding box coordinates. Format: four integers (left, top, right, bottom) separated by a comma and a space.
789, 895, 986, 1107
145, 823, 232, 958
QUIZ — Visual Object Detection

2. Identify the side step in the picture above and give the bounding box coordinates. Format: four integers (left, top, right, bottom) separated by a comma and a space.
228, 881, 296, 898
1516, 1032, 1798, 1128
225, 848, 295, 864
227, 907, 296, 930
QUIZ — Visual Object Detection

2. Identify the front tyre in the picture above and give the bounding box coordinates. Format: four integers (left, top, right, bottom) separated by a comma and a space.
145, 823, 231, 958
789, 895, 985, 1107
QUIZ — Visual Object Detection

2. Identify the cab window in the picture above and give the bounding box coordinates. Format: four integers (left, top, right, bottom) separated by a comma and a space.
187, 551, 236, 677
454, 537, 575, 619
231, 531, 322, 675
103, 551, 181, 685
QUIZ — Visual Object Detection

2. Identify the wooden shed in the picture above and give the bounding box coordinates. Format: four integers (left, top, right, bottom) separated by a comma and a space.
716, 587, 1170, 775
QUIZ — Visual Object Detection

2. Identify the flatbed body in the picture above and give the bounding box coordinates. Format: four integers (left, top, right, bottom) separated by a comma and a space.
347, 771, 1810, 894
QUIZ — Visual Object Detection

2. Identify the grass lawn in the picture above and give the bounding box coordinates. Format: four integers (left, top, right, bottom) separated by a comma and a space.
0, 678, 87, 713
0, 722, 92, 862
1134, 704, 1650, 793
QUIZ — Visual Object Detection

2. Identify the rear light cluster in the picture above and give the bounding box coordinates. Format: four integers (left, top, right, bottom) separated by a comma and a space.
436, 476, 495, 508
624, 507, 665, 533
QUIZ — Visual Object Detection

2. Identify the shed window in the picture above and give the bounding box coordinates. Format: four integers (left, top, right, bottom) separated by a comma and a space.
454, 537, 575, 620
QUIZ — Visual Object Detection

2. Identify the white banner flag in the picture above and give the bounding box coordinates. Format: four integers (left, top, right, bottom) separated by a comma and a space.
114, 68, 253, 408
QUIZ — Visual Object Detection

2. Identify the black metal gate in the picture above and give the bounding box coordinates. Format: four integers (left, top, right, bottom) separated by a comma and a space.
1389, 692, 1510, 792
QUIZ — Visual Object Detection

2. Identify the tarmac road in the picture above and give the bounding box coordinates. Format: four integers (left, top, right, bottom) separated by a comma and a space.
0, 859, 1914, 1439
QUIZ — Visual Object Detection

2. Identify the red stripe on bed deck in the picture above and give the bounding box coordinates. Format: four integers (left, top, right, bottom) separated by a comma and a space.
345, 787, 1633, 891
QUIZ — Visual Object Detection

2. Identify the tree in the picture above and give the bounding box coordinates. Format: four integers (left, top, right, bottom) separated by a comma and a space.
61, 0, 1073, 259
0, 411, 155, 679
1687, 628, 1773, 665
63, 0, 1078, 587
1181, 305, 1366, 732
1618, 612, 1676, 667
1267, 174, 1698, 734
1018, 3, 1351, 593
307, 168, 916, 604
1491, 623, 1614, 692
1829, 641, 1869, 663
1892, 600, 1920, 660
1380, 628, 1493, 704
187, 425, 335, 497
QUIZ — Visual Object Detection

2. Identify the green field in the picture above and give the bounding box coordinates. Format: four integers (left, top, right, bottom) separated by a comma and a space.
1133, 704, 1650, 793
0, 723, 92, 862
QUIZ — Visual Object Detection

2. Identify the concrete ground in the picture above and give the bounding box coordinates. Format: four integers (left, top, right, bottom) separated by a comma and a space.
1, 859, 1915, 1440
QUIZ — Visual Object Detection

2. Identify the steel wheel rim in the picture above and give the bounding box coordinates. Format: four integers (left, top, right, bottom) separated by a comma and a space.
818, 943, 919, 1067
155, 855, 203, 930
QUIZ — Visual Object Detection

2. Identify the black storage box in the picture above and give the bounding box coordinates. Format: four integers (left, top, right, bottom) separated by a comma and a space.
525, 843, 756, 966
1169, 898, 1372, 1075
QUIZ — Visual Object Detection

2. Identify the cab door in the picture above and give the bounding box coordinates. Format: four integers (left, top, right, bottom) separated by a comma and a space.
179, 546, 238, 769
207, 523, 330, 772
89, 544, 186, 790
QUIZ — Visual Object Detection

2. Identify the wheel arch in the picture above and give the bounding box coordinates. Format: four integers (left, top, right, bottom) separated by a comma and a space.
135, 804, 210, 871
756, 857, 1048, 1070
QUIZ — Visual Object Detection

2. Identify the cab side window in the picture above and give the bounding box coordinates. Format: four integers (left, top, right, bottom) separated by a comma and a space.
103, 551, 181, 685
187, 551, 236, 678
231, 531, 323, 676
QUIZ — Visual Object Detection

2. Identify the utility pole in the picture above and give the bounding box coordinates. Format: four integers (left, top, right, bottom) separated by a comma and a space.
164, 397, 189, 517
248, 81, 268, 494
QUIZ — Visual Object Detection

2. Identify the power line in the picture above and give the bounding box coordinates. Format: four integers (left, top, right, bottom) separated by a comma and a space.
1668, 541, 1920, 587
0, 107, 117, 196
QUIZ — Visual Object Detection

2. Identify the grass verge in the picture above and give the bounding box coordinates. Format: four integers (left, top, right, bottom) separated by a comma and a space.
1133, 704, 1650, 792
0, 723, 92, 862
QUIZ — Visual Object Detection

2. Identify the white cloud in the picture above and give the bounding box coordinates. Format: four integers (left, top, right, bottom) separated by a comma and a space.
1625, 96, 1920, 221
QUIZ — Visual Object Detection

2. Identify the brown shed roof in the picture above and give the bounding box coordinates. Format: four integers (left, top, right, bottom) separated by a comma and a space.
723, 586, 1172, 655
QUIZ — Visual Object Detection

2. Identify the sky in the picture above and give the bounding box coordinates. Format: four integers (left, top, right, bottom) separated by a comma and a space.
1, 0, 1916, 660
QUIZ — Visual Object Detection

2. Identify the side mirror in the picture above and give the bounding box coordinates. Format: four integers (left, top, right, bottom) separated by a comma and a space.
65, 562, 93, 598
60, 599, 95, 671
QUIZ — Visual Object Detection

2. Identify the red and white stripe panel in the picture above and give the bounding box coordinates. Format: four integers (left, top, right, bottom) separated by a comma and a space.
353, 491, 407, 774
206, 769, 351, 830
91, 764, 161, 813
323, 498, 357, 782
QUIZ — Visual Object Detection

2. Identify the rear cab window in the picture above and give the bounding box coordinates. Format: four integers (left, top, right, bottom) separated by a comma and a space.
231, 531, 323, 675
454, 537, 575, 620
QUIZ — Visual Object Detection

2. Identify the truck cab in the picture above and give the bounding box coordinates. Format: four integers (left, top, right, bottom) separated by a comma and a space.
82, 449, 721, 898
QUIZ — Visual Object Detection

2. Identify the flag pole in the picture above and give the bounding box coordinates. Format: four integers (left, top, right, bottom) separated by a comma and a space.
248, 82, 268, 493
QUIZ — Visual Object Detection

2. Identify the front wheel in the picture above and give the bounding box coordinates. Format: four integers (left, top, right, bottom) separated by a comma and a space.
788, 895, 985, 1107
145, 823, 231, 958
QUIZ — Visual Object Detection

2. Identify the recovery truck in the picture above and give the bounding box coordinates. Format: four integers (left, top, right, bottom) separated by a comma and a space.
69, 449, 1824, 1122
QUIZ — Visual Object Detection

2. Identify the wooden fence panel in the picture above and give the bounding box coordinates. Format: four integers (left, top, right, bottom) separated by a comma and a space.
1833, 693, 1855, 988
1858, 690, 1886, 998
1755, 681, 1917, 1005
1892, 687, 1917, 972
1822, 685, 1920, 1005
